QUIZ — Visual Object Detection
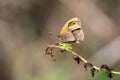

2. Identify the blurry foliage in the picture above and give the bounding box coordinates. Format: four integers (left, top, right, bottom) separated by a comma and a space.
83, 29, 104, 55
0, 0, 120, 80
96, 0, 120, 25
45, 41, 120, 80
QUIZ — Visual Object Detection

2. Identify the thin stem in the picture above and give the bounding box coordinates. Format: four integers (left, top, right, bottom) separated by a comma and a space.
51, 45, 120, 75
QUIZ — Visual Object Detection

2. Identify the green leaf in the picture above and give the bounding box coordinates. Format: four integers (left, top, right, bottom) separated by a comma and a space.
59, 42, 72, 50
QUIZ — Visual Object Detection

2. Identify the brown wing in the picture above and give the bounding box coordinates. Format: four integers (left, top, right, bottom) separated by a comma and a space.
72, 29, 84, 43
58, 30, 75, 42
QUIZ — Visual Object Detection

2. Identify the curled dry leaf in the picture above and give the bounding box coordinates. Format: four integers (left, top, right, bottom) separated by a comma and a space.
45, 46, 52, 55
45, 46, 56, 61
90, 67, 96, 77
84, 62, 93, 71
72, 55, 81, 64
60, 49, 66, 53
100, 64, 114, 78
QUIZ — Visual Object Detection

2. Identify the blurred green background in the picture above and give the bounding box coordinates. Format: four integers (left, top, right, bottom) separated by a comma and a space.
0, 0, 120, 80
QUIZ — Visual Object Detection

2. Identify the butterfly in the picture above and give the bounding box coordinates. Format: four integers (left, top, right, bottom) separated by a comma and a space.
58, 17, 84, 43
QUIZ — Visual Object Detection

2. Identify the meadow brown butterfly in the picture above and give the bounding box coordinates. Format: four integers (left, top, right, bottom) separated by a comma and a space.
58, 17, 84, 43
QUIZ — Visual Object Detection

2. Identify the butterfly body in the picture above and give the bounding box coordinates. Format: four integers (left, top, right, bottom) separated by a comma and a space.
58, 17, 84, 43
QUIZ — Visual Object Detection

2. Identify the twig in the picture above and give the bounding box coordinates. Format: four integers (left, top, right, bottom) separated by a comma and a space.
50, 44, 120, 75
